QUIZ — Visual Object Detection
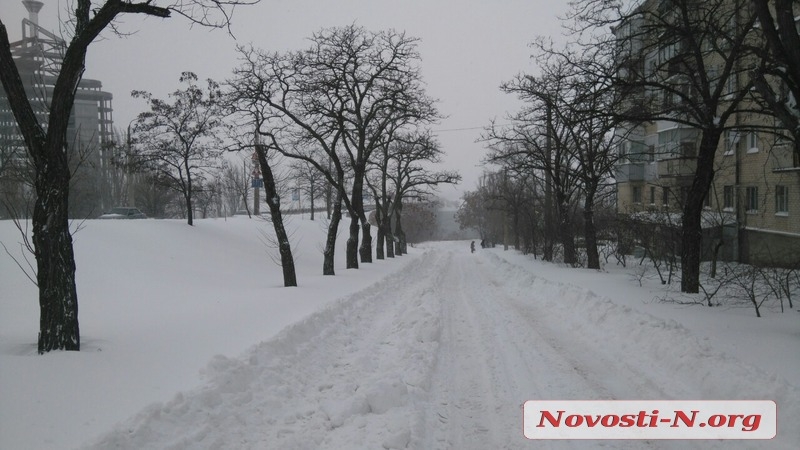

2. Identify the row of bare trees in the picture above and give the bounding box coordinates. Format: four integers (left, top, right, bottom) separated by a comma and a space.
0, 0, 259, 353
225, 25, 459, 276
457, 39, 619, 270
1, 0, 457, 352
460, 0, 800, 296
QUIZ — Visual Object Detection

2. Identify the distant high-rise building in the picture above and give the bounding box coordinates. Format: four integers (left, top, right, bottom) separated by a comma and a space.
1, 0, 114, 218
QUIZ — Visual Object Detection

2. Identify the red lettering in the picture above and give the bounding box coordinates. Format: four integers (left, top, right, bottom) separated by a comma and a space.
742, 414, 761, 432
671, 410, 698, 427
649, 410, 659, 427
537, 410, 564, 428
726, 414, 743, 427
565, 415, 584, 427
601, 415, 620, 427
583, 415, 601, 427
707, 415, 725, 427
619, 414, 636, 427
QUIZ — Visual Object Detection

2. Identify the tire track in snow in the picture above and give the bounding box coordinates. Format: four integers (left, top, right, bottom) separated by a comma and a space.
419, 245, 674, 450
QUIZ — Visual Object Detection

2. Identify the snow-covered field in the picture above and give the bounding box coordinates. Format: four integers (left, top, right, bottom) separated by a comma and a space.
1, 217, 797, 449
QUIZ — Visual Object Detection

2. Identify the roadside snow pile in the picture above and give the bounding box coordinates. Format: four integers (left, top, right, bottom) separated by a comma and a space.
483, 250, 800, 446
81, 250, 445, 450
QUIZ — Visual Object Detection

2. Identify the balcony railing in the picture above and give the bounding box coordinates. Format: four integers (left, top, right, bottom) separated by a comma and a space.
655, 141, 696, 160
771, 145, 800, 172
616, 162, 644, 182
616, 161, 659, 182
657, 156, 697, 178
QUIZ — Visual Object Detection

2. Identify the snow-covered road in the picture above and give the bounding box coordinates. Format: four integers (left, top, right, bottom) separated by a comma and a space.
81, 242, 797, 449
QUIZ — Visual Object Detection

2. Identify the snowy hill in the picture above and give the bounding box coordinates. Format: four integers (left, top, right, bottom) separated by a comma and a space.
1, 218, 797, 449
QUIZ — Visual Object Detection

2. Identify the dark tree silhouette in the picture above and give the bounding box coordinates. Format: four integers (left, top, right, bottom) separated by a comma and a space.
0, 0, 257, 353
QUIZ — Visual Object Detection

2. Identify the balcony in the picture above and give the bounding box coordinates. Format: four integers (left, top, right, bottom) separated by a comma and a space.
771, 145, 800, 172
616, 162, 644, 182
616, 161, 659, 182
657, 156, 697, 178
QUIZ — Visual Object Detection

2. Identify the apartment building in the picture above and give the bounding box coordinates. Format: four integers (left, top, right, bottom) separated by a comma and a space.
0, 1, 115, 218
613, 0, 800, 267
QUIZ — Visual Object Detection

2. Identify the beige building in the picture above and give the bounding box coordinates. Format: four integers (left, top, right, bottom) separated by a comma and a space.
613, 0, 800, 267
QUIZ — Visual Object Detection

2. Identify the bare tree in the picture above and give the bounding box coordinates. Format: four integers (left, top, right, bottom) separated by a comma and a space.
575, 0, 762, 291
456, 182, 504, 247
0, 0, 257, 353
226, 51, 346, 275
131, 72, 227, 226
254, 137, 297, 287
487, 39, 620, 268
221, 155, 252, 216
228, 25, 439, 269
290, 159, 326, 220
386, 132, 460, 255
751, 0, 800, 158
486, 63, 585, 265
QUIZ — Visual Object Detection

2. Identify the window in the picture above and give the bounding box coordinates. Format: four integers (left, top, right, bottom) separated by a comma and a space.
746, 186, 759, 213
662, 187, 670, 207
650, 186, 656, 205
724, 131, 738, 156
725, 72, 737, 97
723, 185, 734, 210
775, 185, 789, 215
704, 190, 712, 208
659, 42, 676, 63
747, 132, 759, 153
633, 186, 642, 204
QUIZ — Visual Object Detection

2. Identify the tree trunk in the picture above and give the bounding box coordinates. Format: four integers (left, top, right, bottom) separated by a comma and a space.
583, 189, 600, 270
34, 163, 80, 353
185, 192, 194, 226
543, 104, 554, 262
347, 214, 360, 269
185, 163, 194, 226
557, 195, 576, 265
681, 131, 721, 293
384, 220, 395, 258
359, 221, 372, 263
323, 189, 343, 275
346, 170, 366, 268
256, 147, 297, 287
394, 202, 406, 255
376, 208, 385, 260
710, 239, 724, 279
325, 183, 332, 220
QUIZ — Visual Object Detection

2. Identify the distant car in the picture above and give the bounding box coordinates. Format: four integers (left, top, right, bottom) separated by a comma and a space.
98, 207, 147, 220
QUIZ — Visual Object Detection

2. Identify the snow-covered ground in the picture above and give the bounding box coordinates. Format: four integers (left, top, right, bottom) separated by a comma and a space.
0, 218, 797, 449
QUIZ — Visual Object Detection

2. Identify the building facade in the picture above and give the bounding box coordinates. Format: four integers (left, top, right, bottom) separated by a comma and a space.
613, 0, 800, 268
0, 0, 115, 218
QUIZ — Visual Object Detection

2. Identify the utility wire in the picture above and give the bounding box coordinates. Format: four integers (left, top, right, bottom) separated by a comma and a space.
432, 122, 513, 133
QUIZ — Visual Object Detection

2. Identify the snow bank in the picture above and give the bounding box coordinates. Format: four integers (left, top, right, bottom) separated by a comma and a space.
484, 250, 800, 447
80, 249, 445, 450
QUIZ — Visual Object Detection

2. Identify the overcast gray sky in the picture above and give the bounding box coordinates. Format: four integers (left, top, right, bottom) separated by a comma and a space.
2, 0, 570, 201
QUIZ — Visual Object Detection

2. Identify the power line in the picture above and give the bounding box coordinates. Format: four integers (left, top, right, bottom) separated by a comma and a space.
432, 122, 513, 133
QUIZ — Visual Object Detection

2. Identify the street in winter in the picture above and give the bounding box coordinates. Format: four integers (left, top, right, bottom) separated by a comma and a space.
2, 0, 799, 449
1, 219, 797, 449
